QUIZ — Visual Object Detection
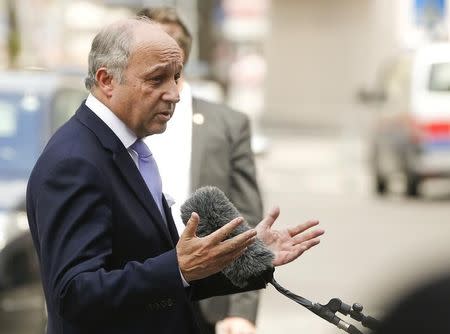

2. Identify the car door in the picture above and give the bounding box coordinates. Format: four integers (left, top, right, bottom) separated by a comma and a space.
0, 85, 87, 334
373, 56, 413, 177
0, 89, 47, 334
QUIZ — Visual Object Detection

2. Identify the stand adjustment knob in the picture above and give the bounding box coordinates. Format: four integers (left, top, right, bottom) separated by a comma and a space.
352, 303, 363, 312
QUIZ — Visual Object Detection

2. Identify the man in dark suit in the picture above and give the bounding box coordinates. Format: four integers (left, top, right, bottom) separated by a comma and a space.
138, 7, 263, 334
26, 17, 324, 334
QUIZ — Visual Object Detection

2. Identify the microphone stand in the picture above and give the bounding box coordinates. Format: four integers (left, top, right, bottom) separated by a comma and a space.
270, 278, 380, 334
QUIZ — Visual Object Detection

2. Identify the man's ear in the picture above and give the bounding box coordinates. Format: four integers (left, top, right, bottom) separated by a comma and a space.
95, 67, 114, 97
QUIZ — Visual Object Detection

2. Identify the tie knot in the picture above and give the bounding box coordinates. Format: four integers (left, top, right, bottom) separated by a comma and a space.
131, 139, 152, 159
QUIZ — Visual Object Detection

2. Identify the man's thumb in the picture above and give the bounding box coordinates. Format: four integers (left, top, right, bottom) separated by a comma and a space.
181, 212, 199, 239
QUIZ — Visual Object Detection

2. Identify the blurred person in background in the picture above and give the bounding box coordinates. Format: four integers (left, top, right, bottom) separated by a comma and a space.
375, 273, 450, 334
26, 17, 324, 334
137, 7, 263, 334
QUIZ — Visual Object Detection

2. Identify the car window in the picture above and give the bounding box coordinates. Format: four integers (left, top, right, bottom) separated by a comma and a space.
0, 93, 42, 178
51, 89, 87, 132
429, 62, 450, 92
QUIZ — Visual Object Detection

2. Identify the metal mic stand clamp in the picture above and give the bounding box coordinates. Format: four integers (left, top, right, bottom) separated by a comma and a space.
312, 298, 380, 334
269, 278, 380, 334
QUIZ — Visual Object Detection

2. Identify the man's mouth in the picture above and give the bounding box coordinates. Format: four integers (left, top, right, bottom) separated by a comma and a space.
157, 111, 172, 122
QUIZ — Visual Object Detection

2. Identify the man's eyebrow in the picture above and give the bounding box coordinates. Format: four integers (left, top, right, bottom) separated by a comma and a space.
142, 63, 182, 76
142, 64, 168, 76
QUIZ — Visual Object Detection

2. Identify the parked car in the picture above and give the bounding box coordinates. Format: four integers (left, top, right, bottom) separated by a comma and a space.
361, 43, 450, 197
0, 69, 87, 333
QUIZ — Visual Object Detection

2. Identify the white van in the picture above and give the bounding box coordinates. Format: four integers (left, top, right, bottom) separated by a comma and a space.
366, 43, 450, 197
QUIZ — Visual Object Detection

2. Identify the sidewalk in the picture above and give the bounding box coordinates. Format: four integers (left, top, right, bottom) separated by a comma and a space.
254, 130, 370, 334
252, 129, 450, 334
255, 129, 371, 198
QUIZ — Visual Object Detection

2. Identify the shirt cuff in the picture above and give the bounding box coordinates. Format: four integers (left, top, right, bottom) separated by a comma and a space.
179, 268, 190, 287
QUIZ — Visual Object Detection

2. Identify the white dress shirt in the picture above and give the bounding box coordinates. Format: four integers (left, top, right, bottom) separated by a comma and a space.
85, 94, 138, 162
145, 82, 193, 235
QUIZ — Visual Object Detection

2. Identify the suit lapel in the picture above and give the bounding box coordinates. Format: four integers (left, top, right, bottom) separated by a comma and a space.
162, 197, 179, 245
75, 103, 173, 245
190, 98, 207, 192
112, 150, 173, 245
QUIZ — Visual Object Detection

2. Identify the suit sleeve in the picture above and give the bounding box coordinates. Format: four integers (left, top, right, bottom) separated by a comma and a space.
189, 271, 267, 300
229, 113, 263, 228
32, 158, 186, 323
225, 112, 264, 323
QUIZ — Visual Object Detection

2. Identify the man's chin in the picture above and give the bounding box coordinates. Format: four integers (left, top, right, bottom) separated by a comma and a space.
146, 124, 168, 136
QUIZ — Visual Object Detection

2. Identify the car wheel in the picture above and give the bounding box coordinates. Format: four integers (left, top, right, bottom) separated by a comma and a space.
375, 173, 387, 195
405, 173, 420, 197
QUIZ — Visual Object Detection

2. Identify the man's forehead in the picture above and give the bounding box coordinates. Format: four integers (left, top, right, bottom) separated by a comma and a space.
134, 22, 178, 47
132, 43, 182, 72
132, 24, 183, 63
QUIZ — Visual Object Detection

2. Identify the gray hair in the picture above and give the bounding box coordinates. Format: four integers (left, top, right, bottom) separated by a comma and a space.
85, 17, 154, 90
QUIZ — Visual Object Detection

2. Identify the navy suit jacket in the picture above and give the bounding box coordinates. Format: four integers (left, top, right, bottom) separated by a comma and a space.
26, 103, 266, 334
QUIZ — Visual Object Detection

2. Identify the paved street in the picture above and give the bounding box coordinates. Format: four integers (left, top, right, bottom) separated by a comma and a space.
254, 130, 450, 334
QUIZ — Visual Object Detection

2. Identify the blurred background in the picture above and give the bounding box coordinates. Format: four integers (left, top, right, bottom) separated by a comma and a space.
1, 0, 450, 333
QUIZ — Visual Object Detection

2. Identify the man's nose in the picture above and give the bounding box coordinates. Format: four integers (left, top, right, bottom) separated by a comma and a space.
163, 82, 180, 103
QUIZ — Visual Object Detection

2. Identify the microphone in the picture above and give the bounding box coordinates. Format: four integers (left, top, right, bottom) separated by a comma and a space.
180, 186, 274, 288
180, 186, 380, 334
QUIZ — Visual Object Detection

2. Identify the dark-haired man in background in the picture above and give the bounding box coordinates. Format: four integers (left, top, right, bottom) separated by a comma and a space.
137, 7, 263, 334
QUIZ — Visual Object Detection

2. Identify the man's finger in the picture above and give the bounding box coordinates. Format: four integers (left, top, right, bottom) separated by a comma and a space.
274, 238, 323, 267
258, 206, 280, 229
296, 237, 321, 253
207, 217, 244, 244
181, 212, 200, 239
292, 228, 325, 245
288, 220, 320, 237
227, 229, 257, 248
220, 231, 256, 255
215, 237, 254, 267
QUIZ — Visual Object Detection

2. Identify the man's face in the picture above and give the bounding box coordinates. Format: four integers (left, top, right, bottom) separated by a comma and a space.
109, 24, 183, 138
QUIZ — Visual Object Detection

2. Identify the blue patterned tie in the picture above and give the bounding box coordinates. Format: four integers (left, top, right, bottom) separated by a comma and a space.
131, 139, 165, 219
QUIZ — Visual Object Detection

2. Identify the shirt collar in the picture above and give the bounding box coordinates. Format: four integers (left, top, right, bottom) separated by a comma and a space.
85, 93, 137, 149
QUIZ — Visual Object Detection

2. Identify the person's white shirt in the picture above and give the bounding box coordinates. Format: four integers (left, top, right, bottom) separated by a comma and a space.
85, 93, 190, 286
85, 93, 138, 161
145, 82, 193, 234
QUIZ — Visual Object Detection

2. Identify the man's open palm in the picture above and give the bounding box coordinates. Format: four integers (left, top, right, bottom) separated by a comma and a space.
255, 207, 325, 266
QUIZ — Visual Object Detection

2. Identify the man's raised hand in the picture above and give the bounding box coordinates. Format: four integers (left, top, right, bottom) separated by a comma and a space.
255, 207, 325, 267
176, 212, 257, 282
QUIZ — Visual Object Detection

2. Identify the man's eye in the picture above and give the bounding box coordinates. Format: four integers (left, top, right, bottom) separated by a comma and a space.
174, 73, 181, 82
151, 76, 163, 83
